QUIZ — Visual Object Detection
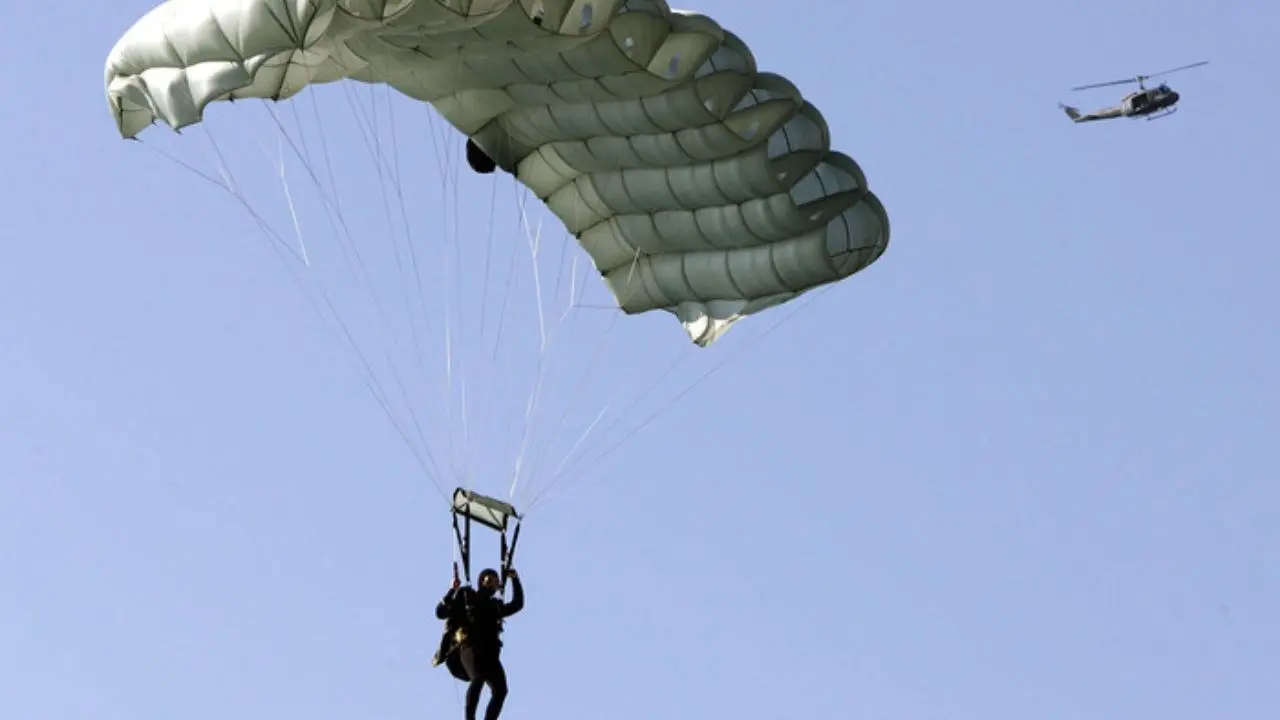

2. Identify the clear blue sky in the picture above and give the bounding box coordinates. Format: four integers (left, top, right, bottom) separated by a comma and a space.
3, 1, 1276, 718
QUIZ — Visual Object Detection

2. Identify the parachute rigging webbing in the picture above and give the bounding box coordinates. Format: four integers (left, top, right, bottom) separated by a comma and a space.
104, 0, 890, 346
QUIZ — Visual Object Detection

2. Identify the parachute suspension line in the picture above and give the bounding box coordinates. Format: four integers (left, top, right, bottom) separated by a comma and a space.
530, 284, 702, 490
270, 131, 309, 266
423, 122, 540, 503
564, 256, 579, 321
258, 121, 446, 494
463, 126, 528, 496
513, 246, 645, 499
548, 213, 573, 324
500, 195, 585, 505
451, 122, 477, 489
507, 166, 732, 512
350, 86, 451, 487
297, 79, 342, 218
139, 126, 447, 501
559, 252, 582, 326
477, 153, 501, 338
341, 82, 399, 265
427, 111, 464, 486
257, 97, 445, 486
543, 176, 591, 340
262, 90, 447, 487
267, 96, 384, 309
463, 160, 504, 488
376, 82, 439, 435
417, 103, 481, 490
507, 190, 554, 502
484, 207, 531, 500
272, 54, 443, 489
340, 76, 436, 424
520, 189, 549, 351
317, 64, 449, 490
138, 141, 301, 263
293, 72, 390, 318
446, 112, 472, 489
500, 183, 630, 510
257, 100, 403, 364
333, 81, 430, 376
544, 404, 610, 488
454, 153, 472, 489
527, 286, 836, 514
547, 345, 692, 478
314, 65, 460, 491
244, 126, 310, 266
424, 112, 460, 484
445, 67, 482, 491
435, 59, 538, 499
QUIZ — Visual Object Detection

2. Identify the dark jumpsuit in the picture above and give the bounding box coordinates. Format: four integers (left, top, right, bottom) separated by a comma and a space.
435, 575, 524, 720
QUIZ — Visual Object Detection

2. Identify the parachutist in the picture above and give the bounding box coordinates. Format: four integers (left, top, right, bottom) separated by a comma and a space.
435, 567, 524, 720
466, 138, 497, 174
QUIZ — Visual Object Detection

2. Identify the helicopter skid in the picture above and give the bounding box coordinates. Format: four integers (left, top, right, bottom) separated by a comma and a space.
1145, 107, 1178, 121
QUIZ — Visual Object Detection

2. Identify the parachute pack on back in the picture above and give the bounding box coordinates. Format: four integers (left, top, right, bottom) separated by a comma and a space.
104, 0, 890, 346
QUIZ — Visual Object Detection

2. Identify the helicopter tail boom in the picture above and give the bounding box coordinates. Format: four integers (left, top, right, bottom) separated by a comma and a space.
1058, 102, 1123, 123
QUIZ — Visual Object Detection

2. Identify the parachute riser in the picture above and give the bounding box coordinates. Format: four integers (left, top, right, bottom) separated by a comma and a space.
499, 521, 521, 594
449, 487, 522, 593
451, 511, 473, 584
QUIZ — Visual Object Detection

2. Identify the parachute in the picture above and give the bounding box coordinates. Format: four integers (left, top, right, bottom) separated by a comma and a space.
104, 0, 890, 347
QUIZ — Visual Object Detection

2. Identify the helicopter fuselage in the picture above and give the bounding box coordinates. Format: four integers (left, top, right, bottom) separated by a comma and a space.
1122, 87, 1180, 116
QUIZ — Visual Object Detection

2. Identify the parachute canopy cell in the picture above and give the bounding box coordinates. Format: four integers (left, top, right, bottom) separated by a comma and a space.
104, 0, 890, 346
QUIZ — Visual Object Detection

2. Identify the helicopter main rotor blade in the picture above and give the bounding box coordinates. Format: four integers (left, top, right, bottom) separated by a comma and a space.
1069, 60, 1207, 92
1140, 60, 1208, 80
1071, 77, 1140, 91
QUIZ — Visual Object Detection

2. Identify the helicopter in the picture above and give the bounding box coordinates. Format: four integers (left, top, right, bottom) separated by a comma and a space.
1059, 61, 1208, 123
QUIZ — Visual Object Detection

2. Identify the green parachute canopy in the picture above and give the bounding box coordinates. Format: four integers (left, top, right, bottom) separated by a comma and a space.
105, 0, 890, 346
